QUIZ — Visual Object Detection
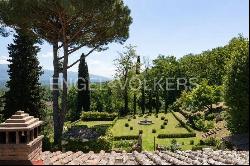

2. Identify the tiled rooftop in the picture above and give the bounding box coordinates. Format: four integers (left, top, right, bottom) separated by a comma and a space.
40, 149, 249, 165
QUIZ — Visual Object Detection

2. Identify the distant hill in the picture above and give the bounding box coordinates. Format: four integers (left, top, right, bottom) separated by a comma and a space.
0, 64, 111, 87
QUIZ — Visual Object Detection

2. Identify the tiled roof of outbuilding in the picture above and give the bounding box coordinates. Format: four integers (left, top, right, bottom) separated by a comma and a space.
40, 149, 249, 165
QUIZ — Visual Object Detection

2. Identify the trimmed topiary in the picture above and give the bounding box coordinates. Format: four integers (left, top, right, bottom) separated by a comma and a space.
125, 123, 129, 127
190, 140, 194, 145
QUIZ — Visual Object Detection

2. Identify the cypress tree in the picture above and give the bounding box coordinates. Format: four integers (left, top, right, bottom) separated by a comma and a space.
76, 54, 90, 121
4, 29, 43, 119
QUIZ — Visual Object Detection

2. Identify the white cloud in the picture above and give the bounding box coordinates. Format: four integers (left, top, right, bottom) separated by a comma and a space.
0, 56, 9, 64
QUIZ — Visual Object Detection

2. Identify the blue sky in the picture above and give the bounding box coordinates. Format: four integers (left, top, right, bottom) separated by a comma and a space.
0, 0, 249, 78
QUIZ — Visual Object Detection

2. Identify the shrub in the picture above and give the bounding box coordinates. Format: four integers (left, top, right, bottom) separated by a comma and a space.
205, 113, 216, 121
81, 112, 117, 121
113, 140, 137, 152
161, 116, 165, 120
192, 145, 203, 151
157, 133, 196, 138
125, 123, 129, 127
182, 142, 185, 145
167, 139, 181, 152
190, 140, 194, 145
164, 119, 168, 122
130, 126, 133, 130
139, 130, 143, 134
155, 114, 158, 118
133, 116, 136, 119
152, 129, 156, 133
160, 125, 165, 129
113, 135, 139, 141
206, 121, 215, 129
128, 118, 131, 121
63, 136, 112, 153
163, 121, 168, 125
201, 137, 220, 146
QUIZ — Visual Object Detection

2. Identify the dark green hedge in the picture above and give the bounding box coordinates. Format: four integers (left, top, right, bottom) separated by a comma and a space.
81, 111, 118, 121
63, 138, 112, 153
113, 135, 139, 141
157, 133, 196, 138
171, 111, 194, 133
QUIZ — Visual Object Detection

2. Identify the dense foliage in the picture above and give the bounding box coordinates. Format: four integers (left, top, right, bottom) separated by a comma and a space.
224, 36, 249, 134
3, 30, 44, 119
80, 111, 118, 121
76, 55, 90, 121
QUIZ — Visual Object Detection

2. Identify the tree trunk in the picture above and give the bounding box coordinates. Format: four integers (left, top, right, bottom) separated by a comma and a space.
141, 82, 145, 114
149, 90, 152, 113
58, 43, 69, 146
156, 90, 160, 114
52, 43, 61, 146
133, 93, 136, 115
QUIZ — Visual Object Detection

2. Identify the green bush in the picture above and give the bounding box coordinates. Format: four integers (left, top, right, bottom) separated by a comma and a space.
155, 114, 158, 118
133, 116, 136, 119
80, 111, 118, 121
130, 126, 133, 130
160, 125, 165, 129
152, 129, 156, 133
139, 130, 143, 134
205, 113, 216, 121
190, 140, 194, 145
125, 123, 129, 127
192, 145, 204, 151
157, 133, 196, 138
113, 140, 137, 152
200, 137, 220, 146
63, 137, 112, 153
113, 135, 139, 141
182, 142, 185, 145
161, 116, 165, 120
128, 118, 131, 121
167, 139, 181, 152
163, 121, 168, 125
164, 119, 168, 122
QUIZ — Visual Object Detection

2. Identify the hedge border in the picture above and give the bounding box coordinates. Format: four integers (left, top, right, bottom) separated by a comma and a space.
113, 135, 139, 141
157, 133, 196, 139
171, 110, 194, 133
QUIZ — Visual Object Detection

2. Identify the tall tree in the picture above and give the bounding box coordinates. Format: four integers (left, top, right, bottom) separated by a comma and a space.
224, 35, 249, 134
0, 0, 132, 145
3, 29, 43, 119
76, 54, 90, 121
114, 45, 137, 116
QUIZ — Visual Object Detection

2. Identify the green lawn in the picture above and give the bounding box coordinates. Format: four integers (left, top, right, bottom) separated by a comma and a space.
111, 113, 200, 151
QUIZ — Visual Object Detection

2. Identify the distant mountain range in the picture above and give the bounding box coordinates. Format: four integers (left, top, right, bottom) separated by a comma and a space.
0, 64, 111, 88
